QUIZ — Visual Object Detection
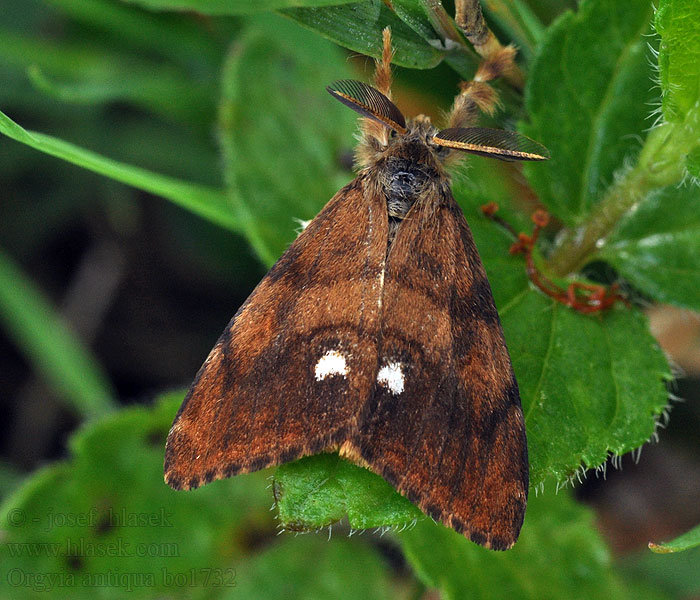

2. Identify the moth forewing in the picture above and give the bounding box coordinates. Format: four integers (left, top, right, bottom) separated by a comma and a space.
164, 178, 389, 491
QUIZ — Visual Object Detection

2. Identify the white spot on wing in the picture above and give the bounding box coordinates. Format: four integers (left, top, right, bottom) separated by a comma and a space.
315, 350, 348, 381
377, 362, 404, 395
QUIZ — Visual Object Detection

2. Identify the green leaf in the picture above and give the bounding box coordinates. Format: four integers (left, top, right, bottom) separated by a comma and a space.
232, 535, 403, 599
655, 0, 700, 122
0, 392, 274, 599
274, 454, 421, 531
644, 0, 700, 183
465, 204, 671, 485
1, 31, 212, 128
522, 0, 656, 226
506, 296, 669, 483
388, 1, 483, 82
0, 30, 100, 76
0, 462, 23, 503
0, 248, 116, 419
121, 0, 359, 14
0, 392, 406, 598
687, 146, 700, 179
44, 0, 224, 68
649, 522, 700, 554
391, 0, 441, 43
399, 487, 667, 600
622, 546, 700, 597
218, 14, 357, 265
483, 0, 545, 58
27, 61, 214, 126
282, 1, 444, 69
598, 184, 700, 311
0, 110, 237, 231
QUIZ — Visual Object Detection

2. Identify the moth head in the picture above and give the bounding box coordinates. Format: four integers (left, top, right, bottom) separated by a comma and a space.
327, 79, 549, 169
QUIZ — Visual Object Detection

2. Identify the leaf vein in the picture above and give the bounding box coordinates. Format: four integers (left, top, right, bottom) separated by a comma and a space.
525, 301, 557, 424
577, 17, 651, 215
497, 287, 530, 317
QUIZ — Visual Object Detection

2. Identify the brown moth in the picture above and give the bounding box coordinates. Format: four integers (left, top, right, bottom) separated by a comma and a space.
165, 30, 548, 550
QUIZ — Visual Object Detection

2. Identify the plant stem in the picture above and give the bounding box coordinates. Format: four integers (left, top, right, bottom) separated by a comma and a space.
421, 0, 525, 90
545, 166, 649, 276
421, 0, 468, 50
481, 0, 545, 56
546, 118, 697, 276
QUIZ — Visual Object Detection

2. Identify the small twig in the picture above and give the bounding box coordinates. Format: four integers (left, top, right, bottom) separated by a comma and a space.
482, 204, 628, 314
481, 202, 517, 237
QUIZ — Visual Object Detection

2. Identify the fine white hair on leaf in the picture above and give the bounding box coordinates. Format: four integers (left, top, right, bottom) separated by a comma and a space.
632, 446, 643, 464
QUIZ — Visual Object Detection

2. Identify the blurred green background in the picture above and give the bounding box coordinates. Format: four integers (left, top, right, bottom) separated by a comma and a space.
2, 0, 700, 598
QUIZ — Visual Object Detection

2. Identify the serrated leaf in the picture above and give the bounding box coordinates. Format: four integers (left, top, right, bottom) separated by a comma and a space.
650, 522, 700, 554
506, 296, 669, 483
399, 487, 667, 600
598, 185, 700, 311
0, 392, 273, 599
522, 0, 656, 226
218, 14, 357, 265
282, 1, 444, 69
121, 0, 358, 14
655, 0, 700, 122
274, 454, 421, 531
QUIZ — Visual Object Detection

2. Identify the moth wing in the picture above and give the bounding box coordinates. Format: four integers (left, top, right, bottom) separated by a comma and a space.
165, 176, 388, 490
348, 189, 528, 550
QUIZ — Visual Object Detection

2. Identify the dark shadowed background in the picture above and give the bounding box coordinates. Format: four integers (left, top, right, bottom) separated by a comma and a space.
2, 1, 700, 598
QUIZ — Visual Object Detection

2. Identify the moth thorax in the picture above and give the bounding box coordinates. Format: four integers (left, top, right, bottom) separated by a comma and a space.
381, 156, 438, 220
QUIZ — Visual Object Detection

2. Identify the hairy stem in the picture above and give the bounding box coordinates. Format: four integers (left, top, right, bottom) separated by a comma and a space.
422, 0, 525, 91
545, 166, 649, 276
546, 118, 697, 276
